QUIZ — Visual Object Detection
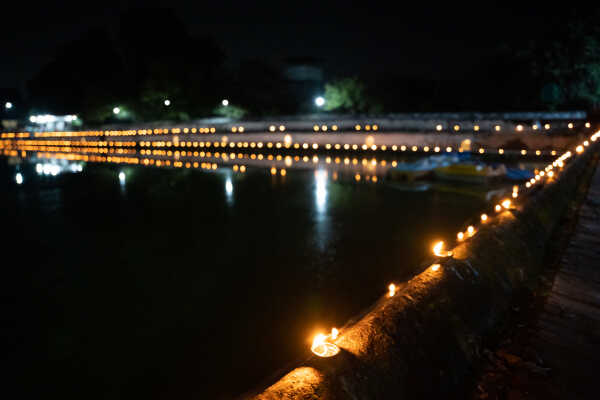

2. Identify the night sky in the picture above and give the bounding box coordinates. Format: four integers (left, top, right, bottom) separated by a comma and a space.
0, 1, 592, 93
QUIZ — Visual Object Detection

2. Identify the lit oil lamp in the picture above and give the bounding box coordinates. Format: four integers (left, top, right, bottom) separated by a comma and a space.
466, 225, 476, 237
432, 241, 453, 258
311, 328, 340, 358
388, 283, 396, 297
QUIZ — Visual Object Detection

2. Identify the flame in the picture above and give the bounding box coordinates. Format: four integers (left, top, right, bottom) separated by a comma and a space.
457, 231, 464, 241
481, 213, 488, 222
311, 329, 340, 358
330, 328, 339, 340
501, 199, 511, 209
467, 226, 475, 236
431, 263, 441, 271
388, 283, 396, 297
433, 241, 452, 257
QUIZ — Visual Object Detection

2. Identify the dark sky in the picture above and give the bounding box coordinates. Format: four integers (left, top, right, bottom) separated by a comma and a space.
0, 0, 592, 93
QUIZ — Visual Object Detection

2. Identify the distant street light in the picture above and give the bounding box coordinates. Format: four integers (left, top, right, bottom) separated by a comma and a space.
164, 99, 171, 106
113, 107, 121, 115
315, 96, 325, 107
221, 99, 229, 106
5, 101, 13, 109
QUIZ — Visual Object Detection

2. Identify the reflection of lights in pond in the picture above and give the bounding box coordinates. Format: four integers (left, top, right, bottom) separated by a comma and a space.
15, 172, 23, 184
225, 177, 233, 197
311, 328, 340, 358
315, 170, 327, 214
118, 171, 126, 185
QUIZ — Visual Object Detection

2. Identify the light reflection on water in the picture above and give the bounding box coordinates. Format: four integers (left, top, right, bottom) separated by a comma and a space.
1, 153, 529, 399
314, 170, 327, 216
225, 176, 233, 205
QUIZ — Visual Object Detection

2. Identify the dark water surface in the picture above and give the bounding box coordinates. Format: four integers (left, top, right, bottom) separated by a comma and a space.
1, 158, 489, 399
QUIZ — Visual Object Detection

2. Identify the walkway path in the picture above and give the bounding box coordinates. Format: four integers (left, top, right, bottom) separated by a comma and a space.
470, 157, 600, 400
528, 160, 600, 398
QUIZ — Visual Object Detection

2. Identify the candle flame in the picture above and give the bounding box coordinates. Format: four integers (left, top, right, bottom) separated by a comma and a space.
481, 214, 488, 222
311, 329, 340, 358
467, 226, 475, 236
431, 264, 441, 271
388, 283, 396, 297
433, 241, 452, 257
330, 328, 339, 340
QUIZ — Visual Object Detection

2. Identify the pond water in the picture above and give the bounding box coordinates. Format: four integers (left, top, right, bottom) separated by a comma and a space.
2, 154, 500, 399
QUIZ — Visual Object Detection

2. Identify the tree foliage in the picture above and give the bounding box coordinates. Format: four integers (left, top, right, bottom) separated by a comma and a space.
323, 77, 368, 113
527, 10, 600, 110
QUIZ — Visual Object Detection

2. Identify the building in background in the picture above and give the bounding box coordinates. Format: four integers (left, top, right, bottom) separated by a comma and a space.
282, 57, 325, 112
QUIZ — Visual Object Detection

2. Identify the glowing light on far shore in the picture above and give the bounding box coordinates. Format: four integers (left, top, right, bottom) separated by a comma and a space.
315, 96, 325, 107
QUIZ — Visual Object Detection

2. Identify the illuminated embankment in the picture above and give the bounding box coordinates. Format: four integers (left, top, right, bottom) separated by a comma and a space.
245, 138, 599, 399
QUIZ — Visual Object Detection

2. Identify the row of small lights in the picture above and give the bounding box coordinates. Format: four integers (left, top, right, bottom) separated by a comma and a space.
311, 129, 600, 358
1, 143, 558, 175
1, 137, 562, 157
2, 143, 410, 172
6, 144, 430, 190
1, 121, 593, 139
436, 121, 592, 132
